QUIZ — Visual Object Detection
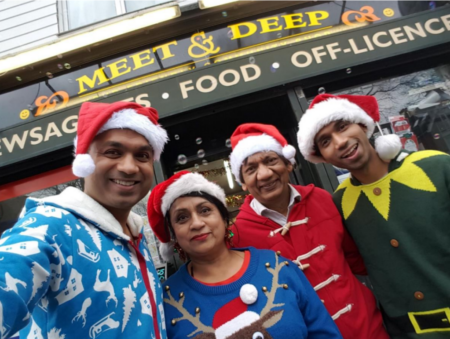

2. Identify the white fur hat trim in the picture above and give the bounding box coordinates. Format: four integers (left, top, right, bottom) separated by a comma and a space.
230, 134, 295, 184
159, 240, 175, 262
298, 97, 375, 163
161, 172, 226, 216
97, 108, 168, 161
240, 284, 258, 305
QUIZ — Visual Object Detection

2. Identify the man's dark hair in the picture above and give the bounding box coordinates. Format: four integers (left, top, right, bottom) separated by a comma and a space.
164, 191, 230, 241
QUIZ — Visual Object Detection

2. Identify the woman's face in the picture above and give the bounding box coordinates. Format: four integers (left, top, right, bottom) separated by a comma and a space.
169, 196, 227, 259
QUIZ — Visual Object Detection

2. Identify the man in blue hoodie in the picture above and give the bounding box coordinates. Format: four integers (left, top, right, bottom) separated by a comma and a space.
0, 101, 169, 339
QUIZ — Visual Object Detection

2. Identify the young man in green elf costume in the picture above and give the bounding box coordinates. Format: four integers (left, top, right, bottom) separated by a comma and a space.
297, 93, 450, 339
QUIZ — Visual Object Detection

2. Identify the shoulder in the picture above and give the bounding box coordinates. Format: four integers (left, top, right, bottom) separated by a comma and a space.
293, 184, 333, 200
163, 264, 189, 289
402, 150, 449, 166
16, 204, 74, 228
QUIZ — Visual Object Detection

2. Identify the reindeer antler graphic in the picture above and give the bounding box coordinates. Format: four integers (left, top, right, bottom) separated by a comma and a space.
164, 289, 215, 338
260, 253, 286, 318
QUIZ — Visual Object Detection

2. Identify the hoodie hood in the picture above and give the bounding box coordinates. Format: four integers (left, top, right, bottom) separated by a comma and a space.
22, 187, 143, 240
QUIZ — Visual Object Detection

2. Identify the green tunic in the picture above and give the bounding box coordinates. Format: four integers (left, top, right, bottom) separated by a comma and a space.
333, 150, 450, 339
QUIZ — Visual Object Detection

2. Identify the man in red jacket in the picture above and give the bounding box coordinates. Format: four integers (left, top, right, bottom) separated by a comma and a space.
229, 123, 387, 339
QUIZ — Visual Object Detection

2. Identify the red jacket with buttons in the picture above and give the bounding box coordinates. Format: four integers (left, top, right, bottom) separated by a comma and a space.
231, 184, 388, 339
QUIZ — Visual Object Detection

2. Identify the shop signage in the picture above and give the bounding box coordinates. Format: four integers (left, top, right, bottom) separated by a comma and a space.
0, 1, 414, 132
1, 5, 450, 167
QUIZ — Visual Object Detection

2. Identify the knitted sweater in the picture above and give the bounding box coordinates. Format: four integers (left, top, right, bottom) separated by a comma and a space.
0, 187, 166, 339
232, 185, 387, 339
163, 247, 342, 339
333, 150, 450, 339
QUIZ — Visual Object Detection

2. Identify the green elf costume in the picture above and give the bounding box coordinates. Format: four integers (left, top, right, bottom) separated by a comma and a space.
297, 93, 450, 338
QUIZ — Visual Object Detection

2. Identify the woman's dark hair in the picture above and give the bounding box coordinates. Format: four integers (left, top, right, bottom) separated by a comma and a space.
164, 191, 230, 241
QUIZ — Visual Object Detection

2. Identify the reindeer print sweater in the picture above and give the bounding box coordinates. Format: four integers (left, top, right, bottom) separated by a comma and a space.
163, 247, 342, 339
0, 187, 166, 339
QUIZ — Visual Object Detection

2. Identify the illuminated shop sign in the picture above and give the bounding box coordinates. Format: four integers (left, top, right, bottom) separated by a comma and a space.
0, 1, 410, 131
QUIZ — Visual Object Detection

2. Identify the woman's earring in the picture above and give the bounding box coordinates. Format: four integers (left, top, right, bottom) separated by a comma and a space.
225, 227, 234, 247
174, 242, 187, 261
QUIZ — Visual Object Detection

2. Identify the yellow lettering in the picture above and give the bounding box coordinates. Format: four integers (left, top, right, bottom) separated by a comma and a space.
282, 13, 306, 29
228, 22, 257, 39
258, 16, 282, 33
306, 11, 329, 26
76, 68, 109, 94
153, 41, 177, 60
130, 50, 155, 71
108, 58, 131, 80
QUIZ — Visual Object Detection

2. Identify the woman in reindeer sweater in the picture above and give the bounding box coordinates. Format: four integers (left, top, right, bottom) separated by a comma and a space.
147, 171, 342, 339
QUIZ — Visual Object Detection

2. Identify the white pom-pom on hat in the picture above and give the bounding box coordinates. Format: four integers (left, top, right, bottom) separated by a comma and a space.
239, 284, 258, 305
159, 241, 175, 262
282, 144, 296, 162
72, 154, 95, 178
375, 134, 402, 161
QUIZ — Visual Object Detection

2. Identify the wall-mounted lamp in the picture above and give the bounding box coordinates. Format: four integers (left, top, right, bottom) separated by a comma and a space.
198, 0, 239, 10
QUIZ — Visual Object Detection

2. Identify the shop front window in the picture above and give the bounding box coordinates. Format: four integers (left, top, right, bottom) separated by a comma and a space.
315, 64, 450, 182
161, 94, 302, 216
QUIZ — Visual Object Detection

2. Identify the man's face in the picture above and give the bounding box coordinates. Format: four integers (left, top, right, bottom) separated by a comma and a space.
314, 120, 373, 171
241, 151, 292, 207
84, 129, 154, 212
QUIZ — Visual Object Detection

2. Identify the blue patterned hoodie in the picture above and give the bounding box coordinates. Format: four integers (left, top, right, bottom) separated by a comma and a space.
0, 187, 167, 339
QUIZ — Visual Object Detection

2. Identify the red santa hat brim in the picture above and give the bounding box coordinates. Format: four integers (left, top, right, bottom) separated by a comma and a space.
297, 97, 376, 163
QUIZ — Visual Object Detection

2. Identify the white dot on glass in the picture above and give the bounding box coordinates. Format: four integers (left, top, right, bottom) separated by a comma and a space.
162, 93, 169, 99
177, 154, 187, 165
272, 62, 280, 69
195, 138, 202, 145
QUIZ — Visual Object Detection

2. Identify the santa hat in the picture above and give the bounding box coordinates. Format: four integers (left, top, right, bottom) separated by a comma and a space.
147, 170, 226, 261
213, 287, 259, 339
72, 101, 168, 177
297, 94, 402, 163
229, 123, 296, 184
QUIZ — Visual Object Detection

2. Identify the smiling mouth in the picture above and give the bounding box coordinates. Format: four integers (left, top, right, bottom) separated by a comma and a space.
260, 181, 277, 190
111, 179, 139, 186
341, 144, 358, 159
191, 233, 210, 241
